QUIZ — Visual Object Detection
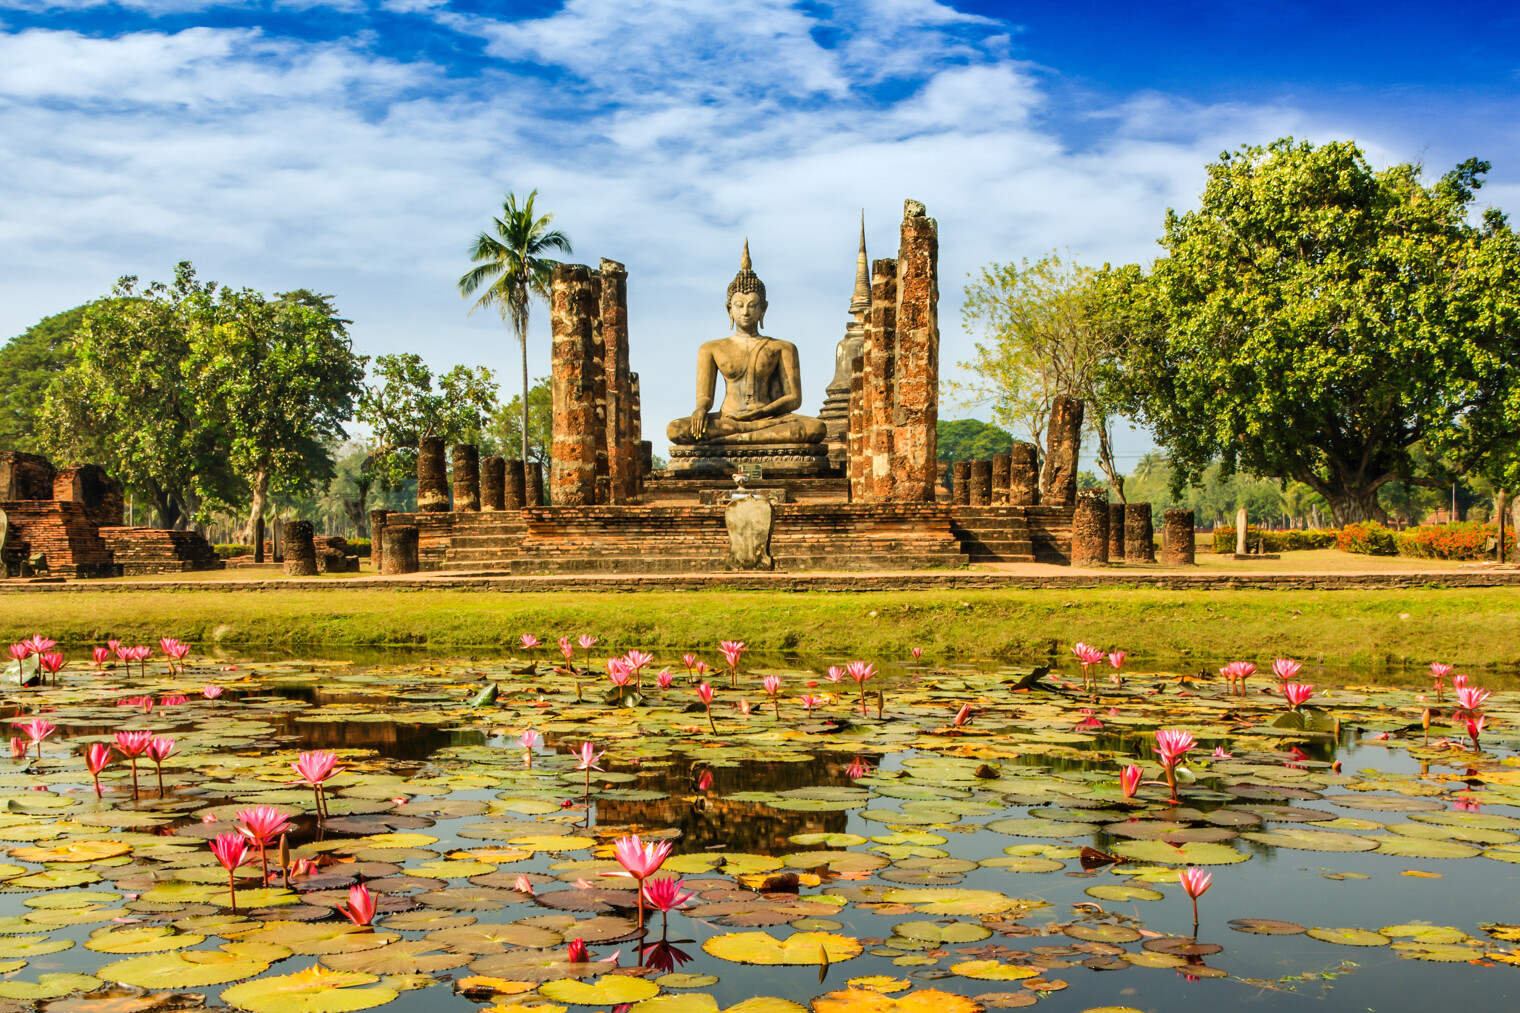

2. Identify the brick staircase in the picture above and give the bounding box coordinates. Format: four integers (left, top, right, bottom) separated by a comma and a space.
435, 514, 530, 572
945, 505, 1075, 563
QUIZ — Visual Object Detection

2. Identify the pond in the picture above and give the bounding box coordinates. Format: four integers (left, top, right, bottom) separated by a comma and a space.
0, 640, 1513, 1013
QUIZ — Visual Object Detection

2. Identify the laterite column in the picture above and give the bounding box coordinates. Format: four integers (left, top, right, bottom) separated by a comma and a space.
991, 453, 1011, 505
481, 456, 505, 511
862, 257, 898, 500
952, 461, 971, 505
1124, 503, 1155, 563
417, 437, 449, 512
1041, 395, 1082, 507
1162, 509, 1195, 566
504, 460, 526, 510
550, 264, 599, 506
1071, 488, 1109, 566
969, 460, 992, 506
891, 200, 939, 502
452, 444, 480, 512
1008, 443, 1039, 505
1107, 502, 1126, 561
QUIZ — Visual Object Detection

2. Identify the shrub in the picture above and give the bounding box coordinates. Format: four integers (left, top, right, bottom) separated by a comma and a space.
349, 538, 371, 558
1212, 527, 1339, 553
214, 544, 252, 559
1395, 522, 1514, 560
1336, 522, 1398, 555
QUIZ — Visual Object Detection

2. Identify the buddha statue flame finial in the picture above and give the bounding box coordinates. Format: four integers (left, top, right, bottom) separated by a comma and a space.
726, 239, 766, 307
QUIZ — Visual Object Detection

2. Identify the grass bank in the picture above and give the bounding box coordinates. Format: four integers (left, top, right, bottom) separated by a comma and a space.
1, 585, 1518, 669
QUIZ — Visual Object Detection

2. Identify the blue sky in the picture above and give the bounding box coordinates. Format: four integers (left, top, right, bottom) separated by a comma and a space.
1, 0, 1516, 470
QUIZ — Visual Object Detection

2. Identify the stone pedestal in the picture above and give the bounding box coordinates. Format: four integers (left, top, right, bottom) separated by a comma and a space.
952, 461, 971, 505
417, 437, 449, 512
451, 444, 480, 512
892, 200, 939, 502
1124, 503, 1155, 563
550, 264, 599, 506
481, 456, 505, 511
969, 460, 992, 506
381, 525, 418, 574
504, 460, 526, 510
1108, 502, 1126, 561
991, 454, 1011, 505
526, 462, 544, 507
1041, 395, 1083, 507
725, 494, 775, 570
667, 443, 831, 479
1162, 509, 1195, 566
369, 510, 390, 563
1072, 488, 1109, 566
1008, 443, 1039, 505
282, 520, 317, 576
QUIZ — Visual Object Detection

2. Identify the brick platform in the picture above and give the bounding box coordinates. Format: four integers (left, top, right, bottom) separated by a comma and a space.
99, 527, 225, 575
2, 501, 115, 577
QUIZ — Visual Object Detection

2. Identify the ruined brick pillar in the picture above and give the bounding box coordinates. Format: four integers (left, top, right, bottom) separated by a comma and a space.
630, 373, 643, 493
481, 456, 505, 511
1162, 509, 1196, 566
952, 461, 971, 505
526, 462, 544, 507
1071, 488, 1109, 566
1124, 503, 1155, 563
588, 270, 610, 505
1008, 443, 1040, 505
935, 460, 951, 502
969, 460, 992, 506
991, 454, 1011, 505
282, 520, 317, 576
639, 441, 653, 483
54, 464, 124, 527
863, 257, 898, 500
1108, 502, 1126, 561
1041, 395, 1083, 507
504, 460, 526, 510
417, 437, 449, 512
600, 259, 634, 504
550, 264, 599, 506
452, 444, 480, 512
847, 355, 865, 501
892, 200, 939, 502
369, 510, 389, 564
381, 525, 418, 574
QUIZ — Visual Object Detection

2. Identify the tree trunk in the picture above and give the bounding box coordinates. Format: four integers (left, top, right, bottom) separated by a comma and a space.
241, 467, 270, 545
1092, 416, 1126, 503
150, 484, 181, 530
1325, 486, 1388, 527
517, 319, 531, 466
1497, 489, 1508, 563
1509, 495, 1520, 563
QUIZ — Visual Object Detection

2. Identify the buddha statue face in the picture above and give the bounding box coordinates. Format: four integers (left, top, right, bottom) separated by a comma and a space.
728, 290, 766, 331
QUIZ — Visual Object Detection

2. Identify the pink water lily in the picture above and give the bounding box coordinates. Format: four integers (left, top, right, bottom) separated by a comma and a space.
1179, 866, 1211, 932
1152, 729, 1196, 802
1466, 714, 1486, 751
953, 702, 973, 727
159, 638, 190, 674
1271, 658, 1302, 681
520, 633, 540, 650
237, 805, 293, 883
1455, 686, 1491, 717
603, 834, 673, 929
641, 876, 694, 935
799, 694, 825, 714
337, 883, 376, 927
762, 674, 782, 719
1211, 747, 1233, 759
577, 634, 598, 658
1220, 661, 1255, 695
145, 737, 176, 795
567, 937, 588, 962
574, 741, 604, 804
656, 669, 674, 689
845, 661, 875, 716
911, 646, 923, 660
1120, 763, 1142, 798
1072, 642, 1104, 691
697, 683, 717, 734
846, 756, 871, 779
289, 750, 344, 819
681, 653, 699, 676
209, 833, 249, 912
92, 647, 111, 668
1282, 683, 1315, 710
37, 652, 65, 685
719, 640, 746, 686
518, 729, 541, 767
12, 717, 54, 759
85, 743, 113, 797
696, 769, 713, 791
558, 637, 576, 664
624, 649, 654, 683
7, 644, 30, 685
514, 874, 535, 895
202, 684, 223, 701
1430, 661, 1453, 701
826, 666, 844, 684
114, 730, 153, 798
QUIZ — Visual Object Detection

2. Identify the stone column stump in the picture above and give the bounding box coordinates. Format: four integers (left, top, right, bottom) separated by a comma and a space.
505, 460, 526, 509
1008, 443, 1040, 505
1107, 502, 1126, 561
1162, 509, 1196, 566
282, 520, 318, 577
417, 437, 449, 512
952, 461, 971, 505
381, 525, 419, 575
368, 510, 390, 564
991, 453, 1011, 505
1124, 503, 1155, 563
969, 460, 992, 506
1071, 488, 1109, 566
481, 456, 505, 511
526, 462, 544, 507
452, 444, 480, 512
1040, 395, 1083, 506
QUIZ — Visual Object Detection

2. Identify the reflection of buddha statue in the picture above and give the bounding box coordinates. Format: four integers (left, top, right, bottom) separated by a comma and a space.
666, 243, 827, 447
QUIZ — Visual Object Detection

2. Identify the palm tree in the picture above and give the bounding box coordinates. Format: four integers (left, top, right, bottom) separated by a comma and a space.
458, 190, 572, 463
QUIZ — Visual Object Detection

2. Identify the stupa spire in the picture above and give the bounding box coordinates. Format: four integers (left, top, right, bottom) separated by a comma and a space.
849, 213, 870, 315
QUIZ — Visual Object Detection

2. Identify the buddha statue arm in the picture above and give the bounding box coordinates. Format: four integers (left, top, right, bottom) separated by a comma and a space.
731, 341, 804, 421
688, 344, 718, 441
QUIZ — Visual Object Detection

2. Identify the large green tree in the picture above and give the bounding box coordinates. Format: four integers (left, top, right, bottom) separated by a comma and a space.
485, 376, 552, 467
458, 190, 571, 464
1117, 138, 1520, 525
354, 353, 498, 494
0, 305, 90, 453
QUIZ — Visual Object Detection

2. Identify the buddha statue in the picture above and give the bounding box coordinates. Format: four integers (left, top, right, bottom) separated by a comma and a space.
666, 243, 827, 447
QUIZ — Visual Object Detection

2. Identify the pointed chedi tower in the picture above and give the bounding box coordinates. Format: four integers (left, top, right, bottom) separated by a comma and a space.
819, 215, 871, 464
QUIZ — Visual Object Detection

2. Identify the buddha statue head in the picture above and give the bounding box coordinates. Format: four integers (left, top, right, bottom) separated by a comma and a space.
726, 240, 767, 330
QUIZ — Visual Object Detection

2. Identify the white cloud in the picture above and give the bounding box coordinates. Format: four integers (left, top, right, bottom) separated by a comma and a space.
0, 0, 1476, 470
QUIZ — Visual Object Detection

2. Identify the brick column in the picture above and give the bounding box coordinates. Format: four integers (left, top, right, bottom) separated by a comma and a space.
504, 459, 526, 510
1041, 395, 1083, 507
847, 355, 865, 501
969, 460, 992, 506
952, 461, 971, 505
368, 509, 389, 564
991, 453, 1011, 505
481, 456, 505, 511
381, 525, 418, 574
550, 264, 599, 506
417, 437, 449, 512
1162, 509, 1195, 565
1071, 488, 1109, 566
526, 462, 544, 507
1008, 442, 1039, 505
863, 257, 898, 500
1124, 503, 1155, 563
451, 444, 480, 512
282, 520, 317, 576
1107, 502, 1126, 560
600, 259, 633, 504
588, 270, 610, 505
892, 200, 939, 502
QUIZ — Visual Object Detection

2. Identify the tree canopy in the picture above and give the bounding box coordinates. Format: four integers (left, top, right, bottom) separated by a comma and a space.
935, 418, 1016, 463
355, 353, 497, 488
1115, 138, 1520, 525
0, 305, 90, 453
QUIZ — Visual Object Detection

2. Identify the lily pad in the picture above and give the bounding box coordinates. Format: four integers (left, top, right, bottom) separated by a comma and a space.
537, 976, 660, 1005
703, 931, 862, 965
220, 965, 400, 1013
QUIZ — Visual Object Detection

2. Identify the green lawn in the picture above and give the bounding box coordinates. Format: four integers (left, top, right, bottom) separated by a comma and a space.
1, 585, 1517, 670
